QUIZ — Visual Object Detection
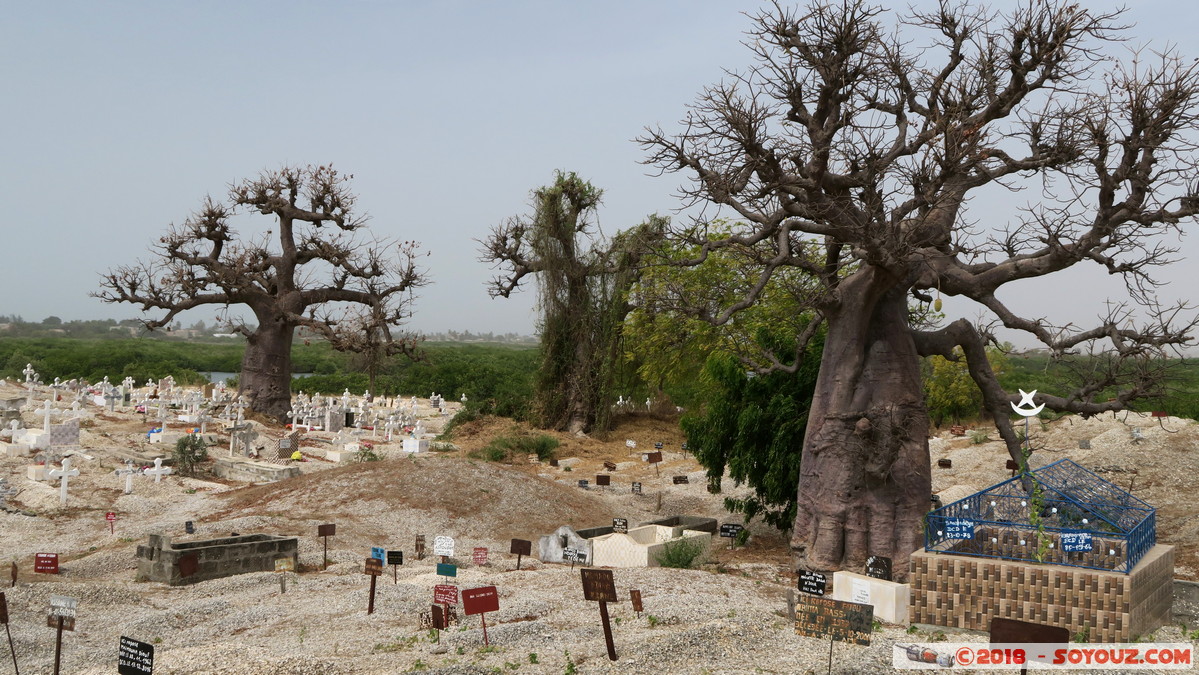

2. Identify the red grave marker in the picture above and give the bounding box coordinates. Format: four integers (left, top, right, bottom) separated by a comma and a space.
34, 553, 59, 574
472, 547, 488, 566
462, 585, 500, 646
462, 585, 499, 616
433, 584, 459, 605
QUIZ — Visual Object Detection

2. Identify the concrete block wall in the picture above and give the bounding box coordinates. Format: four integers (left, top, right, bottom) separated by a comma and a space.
136, 532, 299, 586
910, 544, 1174, 642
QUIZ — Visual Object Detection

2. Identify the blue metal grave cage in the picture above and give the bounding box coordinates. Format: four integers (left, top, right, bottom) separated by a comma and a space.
924, 458, 1155, 573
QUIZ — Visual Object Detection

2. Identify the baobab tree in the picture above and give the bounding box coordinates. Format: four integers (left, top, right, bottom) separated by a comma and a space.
96, 165, 427, 421
640, 0, 1199, 580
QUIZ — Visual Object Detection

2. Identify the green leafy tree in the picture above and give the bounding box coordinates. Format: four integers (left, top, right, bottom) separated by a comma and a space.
923, 346, 1010, 426
627, 221, 824, 531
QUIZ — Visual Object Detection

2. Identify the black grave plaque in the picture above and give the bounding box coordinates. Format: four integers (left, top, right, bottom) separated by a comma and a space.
118, 635, 155, 675
865, 555, 892, 581
798, 570, 827, 596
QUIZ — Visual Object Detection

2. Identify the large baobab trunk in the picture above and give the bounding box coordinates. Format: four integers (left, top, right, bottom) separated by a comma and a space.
239, 319, 296, 422
791, 268, 931, 582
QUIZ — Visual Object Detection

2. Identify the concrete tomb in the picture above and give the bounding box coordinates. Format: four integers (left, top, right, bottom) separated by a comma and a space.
136, 532, 299, 586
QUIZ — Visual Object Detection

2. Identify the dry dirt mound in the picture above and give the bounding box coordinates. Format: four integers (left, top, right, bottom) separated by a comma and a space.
210, 453, 625, 544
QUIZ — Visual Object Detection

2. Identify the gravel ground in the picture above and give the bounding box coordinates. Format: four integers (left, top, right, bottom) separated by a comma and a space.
1, 382, 1196, 674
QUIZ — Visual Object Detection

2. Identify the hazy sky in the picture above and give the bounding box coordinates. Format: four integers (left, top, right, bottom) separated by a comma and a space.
2, 1, 1195, 349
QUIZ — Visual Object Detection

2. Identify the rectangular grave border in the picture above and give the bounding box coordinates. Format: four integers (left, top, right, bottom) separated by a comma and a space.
136, 533, 298, 586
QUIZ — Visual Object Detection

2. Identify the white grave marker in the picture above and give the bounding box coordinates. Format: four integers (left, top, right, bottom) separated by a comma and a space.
47, 457, 80, 505
143, 457, 173, 483
115, 461, 138, 494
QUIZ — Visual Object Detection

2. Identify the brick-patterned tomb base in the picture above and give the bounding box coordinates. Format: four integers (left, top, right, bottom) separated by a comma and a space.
910, 544, 1173, 642
137, 533, 298, 586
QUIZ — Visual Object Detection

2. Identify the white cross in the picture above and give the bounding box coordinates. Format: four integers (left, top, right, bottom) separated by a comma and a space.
23, 363, 35, 383
143, 457, 173, 483
47, 457, 80, 505
42, 400, 54, 432
114, 461, 138, 494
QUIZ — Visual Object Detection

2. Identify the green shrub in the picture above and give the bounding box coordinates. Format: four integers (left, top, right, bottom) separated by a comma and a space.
474, 432, 559, 463
173, 434, 208, 476
654, 537, 706, 569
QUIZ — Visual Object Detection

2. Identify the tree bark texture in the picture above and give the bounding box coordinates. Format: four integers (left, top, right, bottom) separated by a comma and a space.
239, 317, 296, 422
791, 268, 930, 582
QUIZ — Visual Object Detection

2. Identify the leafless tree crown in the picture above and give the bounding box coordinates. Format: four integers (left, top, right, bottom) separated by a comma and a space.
96, 164, 428, 356
640, 0, 1199, 420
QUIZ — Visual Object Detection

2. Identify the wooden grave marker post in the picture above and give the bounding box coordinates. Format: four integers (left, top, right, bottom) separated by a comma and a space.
462, 585, 500, 646
509, 539, 531, 570
629, 588, 642, 618
117, 635, 154, 675
436, 562, 457, 581
645, 451, 662, 476
10, 561, 16, 587
794, 595, 872, 675
580, 568, 619, 661
1, 592, 18, 675
433, 584, 458, 629
106, 511, 117, 535
433, 535, 454, 563
364, 558, 383, 614
472, 547, 488, 566
49, 595, 77, 675
386, 550, 403, 584
317, 523, 336, 570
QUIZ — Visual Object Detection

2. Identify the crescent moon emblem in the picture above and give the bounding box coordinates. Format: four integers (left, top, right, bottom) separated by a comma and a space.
1011, 401, 1045, 417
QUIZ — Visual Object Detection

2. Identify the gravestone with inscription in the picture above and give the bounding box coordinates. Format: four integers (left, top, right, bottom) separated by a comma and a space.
796, 595, 872, 646
580, 568, 619, 660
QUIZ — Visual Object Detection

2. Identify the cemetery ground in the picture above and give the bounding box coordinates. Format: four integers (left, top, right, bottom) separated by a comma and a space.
1, 382, 1197, 674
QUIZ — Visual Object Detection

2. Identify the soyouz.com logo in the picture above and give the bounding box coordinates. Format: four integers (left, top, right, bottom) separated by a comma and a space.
893, 643, 1193, 669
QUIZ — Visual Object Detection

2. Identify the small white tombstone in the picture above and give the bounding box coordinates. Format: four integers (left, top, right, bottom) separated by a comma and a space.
47, 457, 80, 505
114, 460, 137, 494
143, 457, 173, 483
23, 364, 36, 383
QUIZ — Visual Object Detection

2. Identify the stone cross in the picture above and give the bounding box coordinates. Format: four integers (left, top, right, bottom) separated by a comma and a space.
143, 457, 173, 483
197, 410, 212, 434
42, 400, 54, 432
23, 363, 35, 383
156, 402, 169, 433
114, 460, 138, 494
47, 457, 80, 505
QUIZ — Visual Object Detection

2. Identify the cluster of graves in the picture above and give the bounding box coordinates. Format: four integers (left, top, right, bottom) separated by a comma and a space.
0, 368, 461, 512
1, 373, 1187, 673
